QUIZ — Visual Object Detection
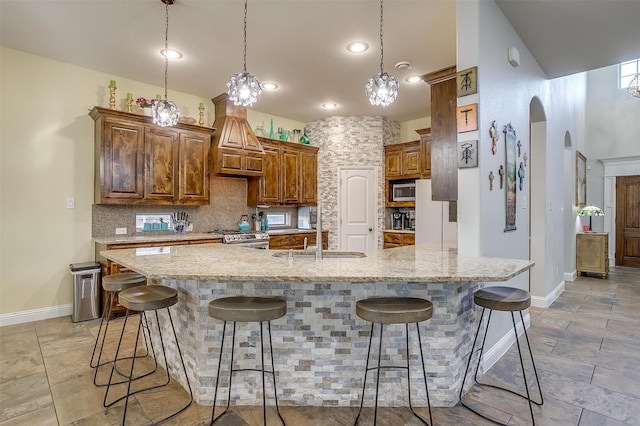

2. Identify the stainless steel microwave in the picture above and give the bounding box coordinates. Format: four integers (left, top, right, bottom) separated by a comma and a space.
392, 182, 416, 202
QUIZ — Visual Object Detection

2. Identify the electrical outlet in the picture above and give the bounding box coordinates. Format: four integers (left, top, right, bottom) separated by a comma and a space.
66, 198, 75, 209
116, 228, 127, 235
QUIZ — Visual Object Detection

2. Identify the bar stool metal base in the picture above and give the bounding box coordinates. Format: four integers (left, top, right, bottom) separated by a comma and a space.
90, 290, 156, 387
104, 286, 193, 425
354, 322, 432, 426
208, 296, 286, 426
460, 308, 543, 425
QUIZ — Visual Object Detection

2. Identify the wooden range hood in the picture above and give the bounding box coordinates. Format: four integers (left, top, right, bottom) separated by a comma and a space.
210, 93, 264, 177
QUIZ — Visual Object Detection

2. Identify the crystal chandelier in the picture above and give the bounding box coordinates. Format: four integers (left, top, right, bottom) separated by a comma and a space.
153, 0, 180, 127
365, 0, 398, 107
628, 74, 640, 98
227, 0, 262, 107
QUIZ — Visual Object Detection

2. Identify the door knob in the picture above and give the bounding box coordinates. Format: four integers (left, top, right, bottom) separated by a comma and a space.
369, 228, 373, 232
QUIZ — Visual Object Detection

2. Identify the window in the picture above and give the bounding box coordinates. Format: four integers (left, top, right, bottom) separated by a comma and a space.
136, 213, 171, 231
620, 59, 639, 89
265, 211, 292, 228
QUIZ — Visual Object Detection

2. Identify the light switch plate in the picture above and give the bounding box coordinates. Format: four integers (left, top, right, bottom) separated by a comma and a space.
116, 228, 127, 235
66, 198, 75, 209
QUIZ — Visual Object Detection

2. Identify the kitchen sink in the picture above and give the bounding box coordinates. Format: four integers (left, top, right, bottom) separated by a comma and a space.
272, 250, 367, 259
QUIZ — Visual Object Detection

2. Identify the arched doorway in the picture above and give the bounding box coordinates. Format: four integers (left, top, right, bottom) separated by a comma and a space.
529, 97, 548, 302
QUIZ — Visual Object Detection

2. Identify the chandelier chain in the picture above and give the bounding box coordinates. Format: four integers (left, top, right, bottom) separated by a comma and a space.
379, 0, 384, 74
243, 0, 248, 72
164, 1, 169, 99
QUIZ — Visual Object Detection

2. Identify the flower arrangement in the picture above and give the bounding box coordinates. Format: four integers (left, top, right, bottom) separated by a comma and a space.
135, 97, 157, 108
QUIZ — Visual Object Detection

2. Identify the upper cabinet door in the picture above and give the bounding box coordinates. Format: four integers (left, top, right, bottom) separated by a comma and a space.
385, 147, 402, 178
178, 131, 210, 204
145, 127, 179, 202
300, 150, 318, 204
402, 143, 421, 177
101, 119, 145, 202
282, 148, 301, 203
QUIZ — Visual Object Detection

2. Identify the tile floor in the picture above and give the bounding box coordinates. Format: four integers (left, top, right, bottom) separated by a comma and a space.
0, 267, 638, 425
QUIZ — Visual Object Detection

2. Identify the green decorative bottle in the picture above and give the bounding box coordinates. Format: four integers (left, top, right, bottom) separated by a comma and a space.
269, 119, 275, 139
299, 127, 310, 145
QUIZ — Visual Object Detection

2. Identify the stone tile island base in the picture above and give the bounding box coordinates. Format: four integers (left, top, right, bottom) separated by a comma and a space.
145, 278, 487, 408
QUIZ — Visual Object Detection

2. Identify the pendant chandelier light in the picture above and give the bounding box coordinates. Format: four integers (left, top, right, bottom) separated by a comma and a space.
628, 73, 640, 98
153, 0, 180, 127
227, 0, 262, 107
365, 0, 399, 107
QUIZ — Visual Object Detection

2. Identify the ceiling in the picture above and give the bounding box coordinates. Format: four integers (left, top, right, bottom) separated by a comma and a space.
1, 1, 639, 124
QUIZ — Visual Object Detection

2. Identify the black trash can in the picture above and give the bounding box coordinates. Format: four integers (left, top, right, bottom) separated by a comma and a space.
69, 262, 102, 322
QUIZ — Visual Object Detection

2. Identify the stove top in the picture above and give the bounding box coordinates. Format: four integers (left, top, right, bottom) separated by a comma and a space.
212, 230, 270, 244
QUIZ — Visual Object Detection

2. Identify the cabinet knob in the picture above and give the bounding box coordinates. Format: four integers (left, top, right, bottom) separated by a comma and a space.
369, 228, 373, 232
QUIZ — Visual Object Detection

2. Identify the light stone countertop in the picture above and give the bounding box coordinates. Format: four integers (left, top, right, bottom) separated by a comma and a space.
100, 242, 534, 283
383, 229, 415, 234
94, 233, 224, 245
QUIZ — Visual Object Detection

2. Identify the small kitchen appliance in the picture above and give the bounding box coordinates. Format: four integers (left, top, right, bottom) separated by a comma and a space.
392, 182, 416, 202
297, 206, 318, 229
392, 211, 403, 230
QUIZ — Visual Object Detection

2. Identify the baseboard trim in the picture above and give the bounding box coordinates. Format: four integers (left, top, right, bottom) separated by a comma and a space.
531, 280, 565, 308
0, 304, 71, 327
564, 270, 577, 282
480, 311, 531, 372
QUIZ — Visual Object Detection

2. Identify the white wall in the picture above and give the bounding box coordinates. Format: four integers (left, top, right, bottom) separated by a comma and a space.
456, 0, 588, 349
0, 47, 297, 319
585, 64, 640, 213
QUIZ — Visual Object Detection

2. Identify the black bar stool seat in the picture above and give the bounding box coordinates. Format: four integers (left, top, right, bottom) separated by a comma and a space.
354, 297, 434, 426
104, 284, 192, 425
460, 286, 544, 425
209, 296, 287, 425
90, 273, 150, 387
208, 296, 287, 322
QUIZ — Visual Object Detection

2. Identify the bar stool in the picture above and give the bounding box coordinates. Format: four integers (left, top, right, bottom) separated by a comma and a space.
90, 272, 153, 386
460, 286, 543, 425
208, 296, 287, 426
354, 297, 433, 426
104, 285, 192, 425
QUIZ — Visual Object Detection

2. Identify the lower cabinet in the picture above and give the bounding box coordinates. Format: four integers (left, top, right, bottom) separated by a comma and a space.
95, 238, 222, 318
576, 232, 609, 278
269, 231, 328, 250
383, 232, 415, 249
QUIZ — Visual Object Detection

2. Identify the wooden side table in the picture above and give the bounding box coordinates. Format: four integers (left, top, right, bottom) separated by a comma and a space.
576, 232, 609, 279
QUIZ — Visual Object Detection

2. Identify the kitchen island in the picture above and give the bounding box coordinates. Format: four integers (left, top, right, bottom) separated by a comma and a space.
100, 242, 533, 408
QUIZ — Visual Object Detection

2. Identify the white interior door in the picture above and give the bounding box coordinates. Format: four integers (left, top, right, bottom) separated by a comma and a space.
338, 167, 377, 251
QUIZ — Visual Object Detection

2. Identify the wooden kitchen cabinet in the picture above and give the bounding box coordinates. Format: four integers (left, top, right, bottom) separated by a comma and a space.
90, 107, 213, 205
416, 127, 432, 178
248, 138, 318, 206
268, 231, 328, 250
576, 232, 609, 278
95, 237, 222, 318
384, 141, 422, 180
383, 232, 415, 249
423, 66, 457, 201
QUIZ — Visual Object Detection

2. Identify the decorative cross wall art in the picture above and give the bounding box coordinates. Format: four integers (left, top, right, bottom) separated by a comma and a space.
458, 140, 478, 168
456, 104, 478, 133
503, 123, 517, 232
456, 66, 477, 97
489, 120, 499, 155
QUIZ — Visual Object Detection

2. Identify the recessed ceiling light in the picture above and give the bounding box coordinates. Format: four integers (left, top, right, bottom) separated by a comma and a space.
322, 102, 338, 110
405, 75, 422, 83
161, 48, 183, 59
346, 41, 369, 54
262, 82, 279, 90
395, 61, 412, 70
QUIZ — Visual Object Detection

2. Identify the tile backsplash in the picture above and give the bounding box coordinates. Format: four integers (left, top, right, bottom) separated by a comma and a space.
92, 177, 276, 237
